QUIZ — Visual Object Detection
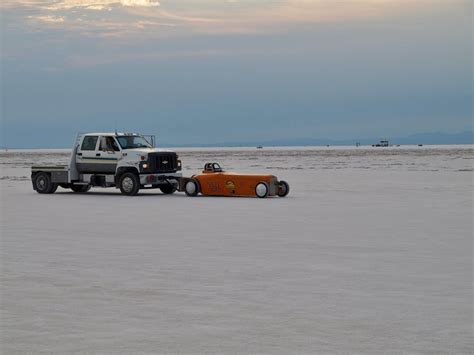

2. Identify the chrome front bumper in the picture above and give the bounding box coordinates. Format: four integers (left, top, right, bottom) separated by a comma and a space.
139, 173, 182, 185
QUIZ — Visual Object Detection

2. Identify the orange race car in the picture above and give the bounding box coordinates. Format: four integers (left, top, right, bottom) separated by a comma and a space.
180, 162, 289, 198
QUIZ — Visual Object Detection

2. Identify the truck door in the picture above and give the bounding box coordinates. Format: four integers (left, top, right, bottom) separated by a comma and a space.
97, 136, 121, 174
76, 135, 99, 173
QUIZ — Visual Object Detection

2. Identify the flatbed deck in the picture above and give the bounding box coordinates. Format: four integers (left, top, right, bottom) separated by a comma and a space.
31, 165, 68, 171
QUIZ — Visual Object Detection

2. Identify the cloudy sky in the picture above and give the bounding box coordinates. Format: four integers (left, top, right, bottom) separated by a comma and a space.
1, 0, 472, 147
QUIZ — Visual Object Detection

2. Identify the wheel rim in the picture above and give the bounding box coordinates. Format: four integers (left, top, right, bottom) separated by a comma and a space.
37, 176, 46, 191
186, 181, 196, 195
256, 183, 267, 197
279, 183, 287, 195
122, 177, 134, 193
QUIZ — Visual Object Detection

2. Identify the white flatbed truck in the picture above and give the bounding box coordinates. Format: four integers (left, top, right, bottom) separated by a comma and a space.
31, 132, 182, 196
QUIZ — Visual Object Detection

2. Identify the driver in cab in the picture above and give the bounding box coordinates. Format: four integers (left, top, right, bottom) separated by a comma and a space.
102, 137, 120, 152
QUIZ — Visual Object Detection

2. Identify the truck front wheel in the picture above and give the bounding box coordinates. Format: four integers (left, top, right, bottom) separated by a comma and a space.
34, 172, 58, 194
119, 172, 140, 196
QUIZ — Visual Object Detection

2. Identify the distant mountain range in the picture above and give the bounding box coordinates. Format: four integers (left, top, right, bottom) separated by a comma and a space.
164, 130, 474, 147
2, 130, 472, 150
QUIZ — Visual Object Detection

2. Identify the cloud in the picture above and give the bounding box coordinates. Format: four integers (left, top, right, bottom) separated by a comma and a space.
5, 0, 436, 39
134, 20, 176, 29
83, 5, 108, 10
28, 15, 65, 23
121, 0, 159, 6
44, 0, 159, 11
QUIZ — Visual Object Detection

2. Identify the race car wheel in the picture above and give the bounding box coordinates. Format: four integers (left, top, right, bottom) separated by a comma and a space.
119, 172, 140, 196
160, 183, 178, 194
71, 184, 91, 193
277, 180, 290, 197
255, 182, 269, 198
34, 172, 58, 194
185, 179, 199, 197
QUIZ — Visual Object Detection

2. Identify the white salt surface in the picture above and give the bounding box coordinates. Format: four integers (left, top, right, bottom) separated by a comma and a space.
1, 146, 473, 353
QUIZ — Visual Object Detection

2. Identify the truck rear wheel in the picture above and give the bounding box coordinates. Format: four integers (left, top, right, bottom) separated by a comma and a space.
119, 172, 140, 196
34, 172, 58, 194
71, 184, 91, 193
160, 183, 177, 194
277, 180, 289, 197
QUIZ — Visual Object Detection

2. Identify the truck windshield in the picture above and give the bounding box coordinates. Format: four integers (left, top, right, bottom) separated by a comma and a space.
116, 136, 152, 149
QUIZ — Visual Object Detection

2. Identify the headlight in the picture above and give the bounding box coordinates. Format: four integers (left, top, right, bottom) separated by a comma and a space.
142, 163, 148, 169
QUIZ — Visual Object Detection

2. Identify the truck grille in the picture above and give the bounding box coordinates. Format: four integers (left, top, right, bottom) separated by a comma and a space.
148, 152, 179, 173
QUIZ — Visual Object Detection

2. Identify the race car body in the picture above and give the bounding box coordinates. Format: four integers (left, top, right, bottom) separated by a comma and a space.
181, 163, 289, 198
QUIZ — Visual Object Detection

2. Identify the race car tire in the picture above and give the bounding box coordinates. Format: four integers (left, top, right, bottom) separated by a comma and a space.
255, 182, 269, 198
185, 179, 199, 197
277, 180, 290, 197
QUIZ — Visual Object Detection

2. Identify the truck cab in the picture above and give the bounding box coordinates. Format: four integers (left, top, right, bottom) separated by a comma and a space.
76, 134, 121, 174
32, 132, 182, 196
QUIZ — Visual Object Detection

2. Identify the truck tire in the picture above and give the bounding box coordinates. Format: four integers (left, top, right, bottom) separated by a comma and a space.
71, 184, 91, 193
160, 183, 177, 194
277, 180, 290, 197
34, 172, 58, 194
184, 179, 200, 197
119, 172, 140, 196
255, 182, 269, 198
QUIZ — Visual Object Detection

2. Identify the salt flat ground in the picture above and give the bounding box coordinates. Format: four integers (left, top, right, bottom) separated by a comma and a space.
1, 146, 473, 353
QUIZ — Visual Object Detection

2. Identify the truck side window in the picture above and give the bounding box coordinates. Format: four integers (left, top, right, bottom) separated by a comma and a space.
99, 136, 120, 152
81, 136, 98, 151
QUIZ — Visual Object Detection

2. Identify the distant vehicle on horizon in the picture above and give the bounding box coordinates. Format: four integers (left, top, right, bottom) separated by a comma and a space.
372, 140, 390, 147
